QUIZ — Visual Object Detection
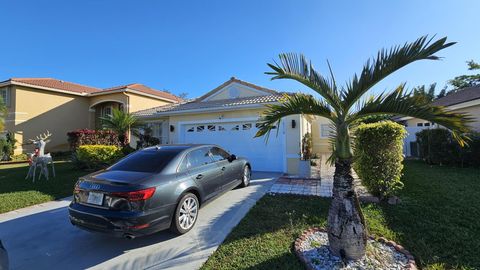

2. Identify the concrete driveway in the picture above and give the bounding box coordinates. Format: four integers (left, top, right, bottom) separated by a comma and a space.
0, 172, 279, 270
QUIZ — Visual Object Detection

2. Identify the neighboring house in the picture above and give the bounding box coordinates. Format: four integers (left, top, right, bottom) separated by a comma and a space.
395, 85, 480, 156
135, 77, 332, 174
0, 78, 181, 154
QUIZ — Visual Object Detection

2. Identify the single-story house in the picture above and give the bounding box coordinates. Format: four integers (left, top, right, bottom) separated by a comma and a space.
134, 77, 332, 174
395, 85, 480, 156
0, 78, 181, 154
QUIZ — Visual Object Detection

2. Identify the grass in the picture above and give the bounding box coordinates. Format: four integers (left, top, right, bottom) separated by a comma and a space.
201, 160, 480, 270
0, 161, 86, 213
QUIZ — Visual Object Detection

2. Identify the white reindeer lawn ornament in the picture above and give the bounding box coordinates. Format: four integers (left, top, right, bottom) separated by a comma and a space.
25, 131, 56, 182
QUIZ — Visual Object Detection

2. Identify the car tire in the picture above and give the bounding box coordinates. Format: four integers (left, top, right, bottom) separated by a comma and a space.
170, 193, 199, 235
240, 165, 251, 188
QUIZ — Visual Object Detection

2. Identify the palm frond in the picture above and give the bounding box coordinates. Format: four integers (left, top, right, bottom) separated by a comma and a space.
266, 53, 343, 113
347, 85, 473, 146
343, 36, 455, 111
255, 93, 336, 140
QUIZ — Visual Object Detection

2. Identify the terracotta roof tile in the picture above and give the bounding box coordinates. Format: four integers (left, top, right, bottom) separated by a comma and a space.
10, 78, 100, 94
103, 83, 182, 102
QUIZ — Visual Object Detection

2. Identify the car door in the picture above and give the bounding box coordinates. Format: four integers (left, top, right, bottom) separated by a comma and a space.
209, 146, 241, 187
185, 147, 223, 200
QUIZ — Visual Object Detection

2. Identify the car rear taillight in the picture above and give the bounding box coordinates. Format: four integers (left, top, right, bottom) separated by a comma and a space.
111, 187, 156, 201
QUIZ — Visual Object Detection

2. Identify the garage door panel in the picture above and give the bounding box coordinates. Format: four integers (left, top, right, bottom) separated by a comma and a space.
181, 121, 284, 172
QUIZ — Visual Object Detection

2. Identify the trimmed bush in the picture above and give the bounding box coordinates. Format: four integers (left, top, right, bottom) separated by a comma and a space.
353, 121, 406, 199
0, 132, 17, 161
416, 128, 480, 167
75, 145, 123, 170
67, 129, 120, 151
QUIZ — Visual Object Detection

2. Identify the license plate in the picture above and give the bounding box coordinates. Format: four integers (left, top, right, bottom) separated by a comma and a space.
87, 192, 104, 206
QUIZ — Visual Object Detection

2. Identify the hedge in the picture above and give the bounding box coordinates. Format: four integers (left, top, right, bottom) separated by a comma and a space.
67, 129, 120, 151
416, 128, 480, 167
75, 145, 123, 170
353, 121, 406, 199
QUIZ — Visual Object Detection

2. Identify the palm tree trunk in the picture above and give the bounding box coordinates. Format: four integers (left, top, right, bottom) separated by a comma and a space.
327, 159, 367, 260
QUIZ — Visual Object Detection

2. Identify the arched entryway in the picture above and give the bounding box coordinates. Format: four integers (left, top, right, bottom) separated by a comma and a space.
89, 100, 125, 129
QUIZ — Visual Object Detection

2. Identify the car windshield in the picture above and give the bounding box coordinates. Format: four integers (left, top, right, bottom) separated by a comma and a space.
109, 149, 179, 173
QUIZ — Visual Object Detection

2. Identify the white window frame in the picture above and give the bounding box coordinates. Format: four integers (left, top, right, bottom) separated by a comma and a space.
150, 121, 168, 144
0, 87, 11, 107
102, 106, 113, 118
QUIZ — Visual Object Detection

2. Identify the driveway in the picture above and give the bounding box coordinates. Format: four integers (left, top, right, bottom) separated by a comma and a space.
0, 172, 280, 270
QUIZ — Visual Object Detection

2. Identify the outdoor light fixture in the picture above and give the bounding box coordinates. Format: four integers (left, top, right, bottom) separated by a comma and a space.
291, 120, 296, 128
170, 125, 175, 132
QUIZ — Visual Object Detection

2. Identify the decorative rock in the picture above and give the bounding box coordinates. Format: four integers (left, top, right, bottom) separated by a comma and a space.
294, 228, 417, 270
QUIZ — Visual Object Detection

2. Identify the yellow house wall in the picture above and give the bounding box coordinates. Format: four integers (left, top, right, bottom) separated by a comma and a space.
2, 86, 16, 134
126, 92, 171, 113
311, 116, 332, 154
206, 83, 266, 101
12, 85, 90, 153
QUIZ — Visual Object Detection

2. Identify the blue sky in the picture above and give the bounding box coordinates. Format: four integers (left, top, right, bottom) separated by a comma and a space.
1, 0, 478, 98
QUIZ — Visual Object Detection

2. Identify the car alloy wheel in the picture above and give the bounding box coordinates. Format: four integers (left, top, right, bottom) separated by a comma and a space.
242, 166, 251, 187
178, 197, 198, 230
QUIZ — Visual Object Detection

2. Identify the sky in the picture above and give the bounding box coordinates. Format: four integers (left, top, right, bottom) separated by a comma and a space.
0, 0, 479, 99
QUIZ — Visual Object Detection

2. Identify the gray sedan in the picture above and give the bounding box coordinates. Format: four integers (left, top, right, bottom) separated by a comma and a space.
68, 144, 251, 238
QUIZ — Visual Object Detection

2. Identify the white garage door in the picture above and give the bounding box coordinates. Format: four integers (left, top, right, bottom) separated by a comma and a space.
180, 120, 285, 172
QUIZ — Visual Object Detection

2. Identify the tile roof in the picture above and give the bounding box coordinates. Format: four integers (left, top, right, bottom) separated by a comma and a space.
432, 85, 480, 107
102, 83, 182, 102
2, 78, 181, 101
135, 93, 290, 117
9, 78, 100, 94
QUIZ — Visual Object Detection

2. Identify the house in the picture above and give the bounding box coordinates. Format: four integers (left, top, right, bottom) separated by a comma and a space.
395, 85, 480, 156
0, 78, 181, 154
134, 77, 332, 174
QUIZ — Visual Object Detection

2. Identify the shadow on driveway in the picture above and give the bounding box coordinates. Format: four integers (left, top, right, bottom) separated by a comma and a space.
0, 172, 280, 270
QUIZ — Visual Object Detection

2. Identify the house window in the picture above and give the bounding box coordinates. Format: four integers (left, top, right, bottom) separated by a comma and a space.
424, 123, 431, 127
196, 125, 205, 132
151, 121, 168, 144
417, 123, 423, 127
102, 106, 113, 117
218, 125, 226, 131
320, 124, 333, 138
231, 125, 240, 131
208, 125, 216, 131
0, 87, 11, 107
187, 127, 195, 132
242, 123, 252, 130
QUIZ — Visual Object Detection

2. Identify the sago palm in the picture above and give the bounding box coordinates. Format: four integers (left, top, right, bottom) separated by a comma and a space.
255, 36, 471, 260
100, 108, 144, 146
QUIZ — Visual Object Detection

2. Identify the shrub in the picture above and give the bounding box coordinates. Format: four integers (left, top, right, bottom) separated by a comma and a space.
67, 129, 120, 151
75, 145, 123, 170
416, 128, 480, 167
136, 127, 160, 149
353, 121, 406, 199
301, 132, 313, 160
0, 132, 17, 161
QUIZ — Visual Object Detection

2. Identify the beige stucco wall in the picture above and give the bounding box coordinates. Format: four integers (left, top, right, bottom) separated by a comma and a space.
206, 83, 265, 101
2, 86, 16, 134
12, 86, 90, 153
126, 92, 171, 113
311, 116, 332, 154
404, 118, 432, 127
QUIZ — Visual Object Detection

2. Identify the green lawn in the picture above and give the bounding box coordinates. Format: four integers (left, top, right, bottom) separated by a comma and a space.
0, 161, 86, 213
201, 160, 480, 270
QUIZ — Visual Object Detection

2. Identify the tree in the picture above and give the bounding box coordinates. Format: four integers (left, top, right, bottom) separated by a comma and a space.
99, 108, 144, 147
0, 96, 6, 132
255, 36, 471, 260
448, 60, 480, 89
411, 83, 436, 104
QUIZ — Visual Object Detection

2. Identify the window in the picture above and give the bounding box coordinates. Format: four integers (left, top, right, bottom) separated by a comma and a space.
255, 123, 277, 129
424, 123, 431, 127
210, 147, 230, 162
196, 125, 205, 132
417, 123, 423, 127
109, 149, 179, 173
208, 125, 216, 131
231, 125, 240, 131
186, 148, 213, 168
0, 87, 10, 107
320, 124, 333, 138
102, 106, 113, 117
218, 125, 226, 131
151, 121, 168, 144
187, 127, 195, 132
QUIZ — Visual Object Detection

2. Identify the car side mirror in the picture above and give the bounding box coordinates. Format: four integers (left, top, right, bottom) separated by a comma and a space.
228, 154, 237, 162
